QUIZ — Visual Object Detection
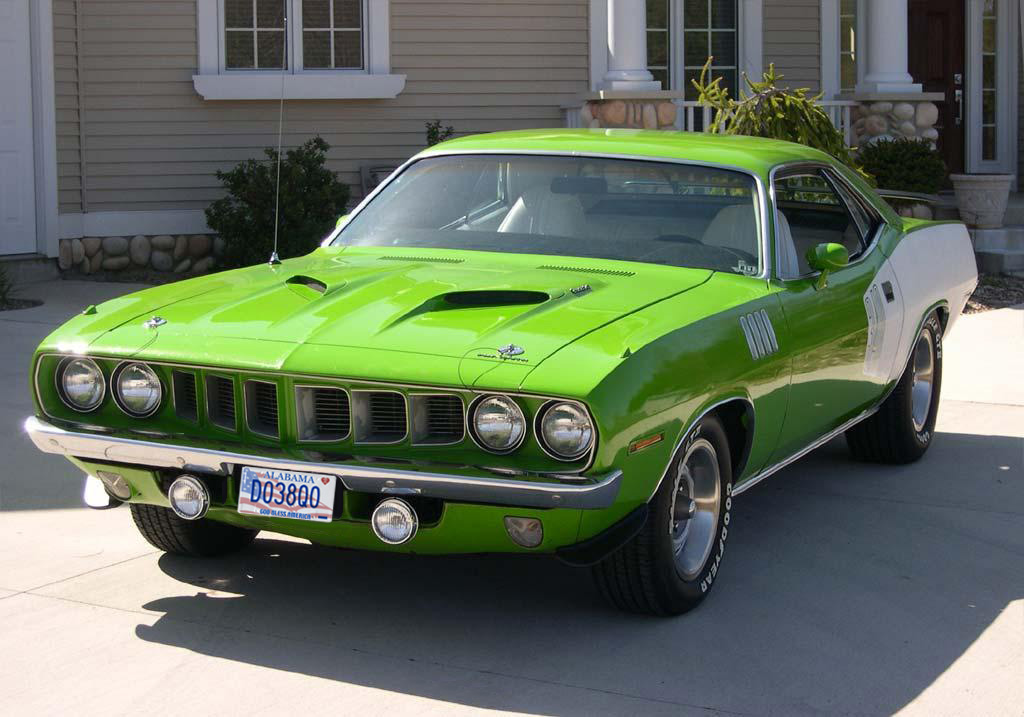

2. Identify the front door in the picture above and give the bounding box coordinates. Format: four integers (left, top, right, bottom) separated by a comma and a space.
908, 0, 966, 174
770, 169, 888, 460
0, 0, 37, 255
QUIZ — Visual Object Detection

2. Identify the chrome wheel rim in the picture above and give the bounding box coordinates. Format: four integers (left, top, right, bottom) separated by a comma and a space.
911, 331, 935, 433
670, 438, 721, 580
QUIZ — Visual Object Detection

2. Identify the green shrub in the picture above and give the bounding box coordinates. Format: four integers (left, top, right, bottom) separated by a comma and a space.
205, 136, 350, 268
0, 264, 11, 306
693, 59, 861, 172
857, 137, 946, 195
426, 120, 454, 146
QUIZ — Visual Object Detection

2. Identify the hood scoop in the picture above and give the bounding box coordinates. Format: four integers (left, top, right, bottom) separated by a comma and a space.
285, 274, 345, 300
443, 290, 549, 308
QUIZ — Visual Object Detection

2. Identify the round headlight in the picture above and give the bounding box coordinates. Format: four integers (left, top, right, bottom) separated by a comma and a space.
472, 395, 526, 453
114, 362, 162, 417
59, 357, 105, 412
538, 401, 594, 460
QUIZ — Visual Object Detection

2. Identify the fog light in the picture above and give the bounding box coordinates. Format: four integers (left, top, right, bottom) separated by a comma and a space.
504, 516, 543, 548
95, 469, 132, 500
167, 475, 209, 520
371, 498, 418, 545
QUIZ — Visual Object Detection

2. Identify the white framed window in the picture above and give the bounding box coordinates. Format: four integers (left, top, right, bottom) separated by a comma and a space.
645, 0, 746, 99
966, 0, 1018, 173
193, 0, 405, 101
821, 0, 864, 99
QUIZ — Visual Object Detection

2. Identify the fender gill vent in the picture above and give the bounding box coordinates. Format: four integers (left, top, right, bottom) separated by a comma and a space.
245, 380, 280, 438
740, 310, 779, 360
172, 371, 198, 422
295, 386, 351, 441
353, 391, 408, 444
378, 255, 464, 264
411, 394, 465, 445
536, 264, 635, 277
205, 375, 236, 430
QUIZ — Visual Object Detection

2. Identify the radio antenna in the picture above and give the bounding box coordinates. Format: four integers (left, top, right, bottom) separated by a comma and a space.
269, 16, 287, 266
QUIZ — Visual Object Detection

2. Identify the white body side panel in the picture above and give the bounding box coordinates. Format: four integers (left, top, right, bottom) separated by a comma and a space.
885, 223, 978, 383
862, 260, 905, 380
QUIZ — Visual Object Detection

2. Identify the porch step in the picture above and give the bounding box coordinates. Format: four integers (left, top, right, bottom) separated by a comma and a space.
971, 227, 1024, 275
0, 253, 59, 284
1004, 193, 1024, 226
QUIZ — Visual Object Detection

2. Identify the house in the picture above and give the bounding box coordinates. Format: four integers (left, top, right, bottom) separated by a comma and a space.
2, 1, 1019, 276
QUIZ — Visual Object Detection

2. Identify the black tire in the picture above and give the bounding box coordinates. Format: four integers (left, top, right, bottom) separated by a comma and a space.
846, 311, 943, 464
130, 503, 258, 557
592, 415, 733, 616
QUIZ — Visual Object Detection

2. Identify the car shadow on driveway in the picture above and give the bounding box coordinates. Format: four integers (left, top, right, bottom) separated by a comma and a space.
135, 431, 1023, 715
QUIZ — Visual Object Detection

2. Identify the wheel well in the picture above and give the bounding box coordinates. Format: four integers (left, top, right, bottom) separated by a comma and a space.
711, 400, 755, 479
936, 305, 949, 330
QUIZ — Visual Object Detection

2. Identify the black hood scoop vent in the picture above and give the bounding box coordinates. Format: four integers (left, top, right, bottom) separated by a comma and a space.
443, 290, 549, 308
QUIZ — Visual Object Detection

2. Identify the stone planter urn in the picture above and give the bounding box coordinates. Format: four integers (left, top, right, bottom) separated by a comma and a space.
949, 174, 1015, 229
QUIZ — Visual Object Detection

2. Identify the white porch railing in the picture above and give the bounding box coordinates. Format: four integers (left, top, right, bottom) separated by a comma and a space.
563, 100, 860, 146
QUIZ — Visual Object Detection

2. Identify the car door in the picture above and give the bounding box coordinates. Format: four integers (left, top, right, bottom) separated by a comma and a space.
769, 166, 891, 461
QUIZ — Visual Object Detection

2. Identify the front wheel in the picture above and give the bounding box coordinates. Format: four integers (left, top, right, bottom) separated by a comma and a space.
592, 415, 733, 615
130, 504, 258, 557
846, 311, 943, 464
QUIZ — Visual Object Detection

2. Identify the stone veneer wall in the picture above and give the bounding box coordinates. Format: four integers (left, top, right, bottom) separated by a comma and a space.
57, 235, 222, 276
580, 99, 678, 129
852, 99, 940, 148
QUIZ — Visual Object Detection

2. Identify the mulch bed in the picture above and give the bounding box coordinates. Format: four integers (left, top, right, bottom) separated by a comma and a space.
965, 274, 1024, 314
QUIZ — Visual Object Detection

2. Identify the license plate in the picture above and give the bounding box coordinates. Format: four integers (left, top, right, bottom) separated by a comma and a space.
238, 466, 337, 521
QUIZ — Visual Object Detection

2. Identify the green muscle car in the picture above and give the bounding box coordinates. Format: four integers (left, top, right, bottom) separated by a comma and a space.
26, 130, 978, 615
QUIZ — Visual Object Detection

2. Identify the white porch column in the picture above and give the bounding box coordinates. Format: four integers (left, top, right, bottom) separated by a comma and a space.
602, 0, 660, 91
855, 0, 921, 94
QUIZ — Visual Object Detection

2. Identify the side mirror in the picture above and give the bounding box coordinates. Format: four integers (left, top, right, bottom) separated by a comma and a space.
806, 242, 849, 289
321, 215, 351, 247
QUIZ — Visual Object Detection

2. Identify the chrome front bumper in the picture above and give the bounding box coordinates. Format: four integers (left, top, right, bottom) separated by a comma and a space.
24, 416, 622, 510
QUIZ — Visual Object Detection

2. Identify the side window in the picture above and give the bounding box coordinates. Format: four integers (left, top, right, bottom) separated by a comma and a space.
775, 171, 866, 276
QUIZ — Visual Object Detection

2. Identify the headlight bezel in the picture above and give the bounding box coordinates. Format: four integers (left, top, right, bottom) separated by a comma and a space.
535, 400, 596, 462
55, 356, 106, 413
469, 394, 528, 454
112, 361, 164, 418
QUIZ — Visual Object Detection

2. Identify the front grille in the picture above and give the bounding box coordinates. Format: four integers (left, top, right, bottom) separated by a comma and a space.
172, 371, 198, 421
411, 394, 465, 445
295, 386, 351, 441
245, 380, 279, 437
205, 374, 236, 430
353, 391, 407, 443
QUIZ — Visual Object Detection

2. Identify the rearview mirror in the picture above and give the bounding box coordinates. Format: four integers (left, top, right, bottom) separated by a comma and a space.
806, 242, 849, 289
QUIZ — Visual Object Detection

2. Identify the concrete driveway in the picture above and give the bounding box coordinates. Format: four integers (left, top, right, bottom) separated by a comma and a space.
1, 280, 1021, 716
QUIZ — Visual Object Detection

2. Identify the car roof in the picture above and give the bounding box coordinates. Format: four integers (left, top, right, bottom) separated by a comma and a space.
422, 129, 835, 177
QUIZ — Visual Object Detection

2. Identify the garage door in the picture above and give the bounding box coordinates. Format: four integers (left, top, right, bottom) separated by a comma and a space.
0, 0, 37, 256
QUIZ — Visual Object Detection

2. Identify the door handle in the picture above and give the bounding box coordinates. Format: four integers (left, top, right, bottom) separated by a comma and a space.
954, 89, 963, 126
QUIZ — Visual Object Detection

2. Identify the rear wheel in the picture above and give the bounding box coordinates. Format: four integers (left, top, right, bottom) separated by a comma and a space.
846, 312, 943, 464
130, 504, 258, 557
592, 415, 732, 615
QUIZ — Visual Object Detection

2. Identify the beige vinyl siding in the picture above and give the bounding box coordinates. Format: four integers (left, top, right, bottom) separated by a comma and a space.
54, 0, 81, 214
763, 0, 821, 93
64, 0, 589, 214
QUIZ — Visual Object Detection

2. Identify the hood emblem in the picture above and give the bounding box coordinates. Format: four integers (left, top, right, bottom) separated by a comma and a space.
144, 316, 167, 330
497, 344, 525, 357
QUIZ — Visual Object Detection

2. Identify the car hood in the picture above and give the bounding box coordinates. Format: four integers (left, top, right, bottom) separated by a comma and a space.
78, 247, 711, 383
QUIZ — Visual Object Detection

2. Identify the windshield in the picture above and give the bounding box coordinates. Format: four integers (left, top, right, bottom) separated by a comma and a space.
333, 154, 762, 275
